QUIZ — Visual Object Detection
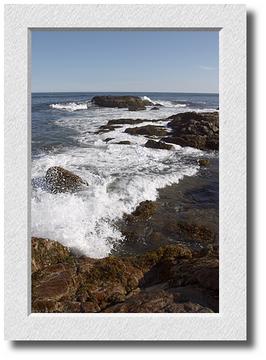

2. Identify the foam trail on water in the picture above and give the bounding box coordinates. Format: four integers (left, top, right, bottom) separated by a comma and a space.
32, 93, 218, 258
50, 102, 88, 111
31, 144, 202, 258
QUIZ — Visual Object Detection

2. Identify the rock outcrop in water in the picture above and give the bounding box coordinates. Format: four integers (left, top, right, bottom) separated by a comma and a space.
124, 200, 158, 223
32, 237, 218, 313
144, 139, 173, 150
198, 159, 210, 167
125, 125, 168, 137
45, 166, 88, 193
162, 111, 219, 150
91, 96, 152, 109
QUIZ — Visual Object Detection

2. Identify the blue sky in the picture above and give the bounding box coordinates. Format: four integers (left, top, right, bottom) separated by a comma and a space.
32, 31, 219, 93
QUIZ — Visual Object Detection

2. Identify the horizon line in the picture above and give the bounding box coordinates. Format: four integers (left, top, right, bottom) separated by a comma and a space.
32, 90, 219, 95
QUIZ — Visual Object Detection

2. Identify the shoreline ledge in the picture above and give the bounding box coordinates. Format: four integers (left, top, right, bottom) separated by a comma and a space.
32, 158, 219, 314
32, 235, 218, 313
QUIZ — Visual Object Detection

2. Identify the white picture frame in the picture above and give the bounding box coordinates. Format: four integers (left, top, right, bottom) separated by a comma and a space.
4, 4, 246, 341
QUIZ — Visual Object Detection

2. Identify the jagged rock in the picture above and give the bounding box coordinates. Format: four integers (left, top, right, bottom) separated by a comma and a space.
91, 96, 152, 108
144, 139, 173, 150
31, 237, 218, 313
162, 111, 219, 150
45, 166, 88, 193
32, 262, 77, 305
95, 124, 122, 134
125, 200, 158, 223
125, 125, 167, 137
103, 289, 213, 313
31, 237, 73, 273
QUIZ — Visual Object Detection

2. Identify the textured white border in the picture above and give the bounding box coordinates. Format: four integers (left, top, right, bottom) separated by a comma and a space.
4, 4, 246, 341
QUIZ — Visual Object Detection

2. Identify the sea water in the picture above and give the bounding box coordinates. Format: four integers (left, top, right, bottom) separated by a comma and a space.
31, 92, 219, 258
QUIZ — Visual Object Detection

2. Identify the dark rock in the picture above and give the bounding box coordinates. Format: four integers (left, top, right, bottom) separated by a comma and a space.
107, 118, 164, 126
163, 111, 219, 150
115, 141, 131, 145
128, 105, 146, 111
195, 267, 219, 290
32, 237, 73, 273
92, 95, 152, 108
31, 237, 218, 313
45, 166, 88, 193
151, 107, 160, 110
81, 302, 101, 313
144, 140, 173, 150
107, 119, 145, 126
163, 135, 208, 149
125, 125, 168, 137
104, 137, 114, 143
103, 289, 213, 313
125, 200, 158, 223
32, 263, 77, 304
95, 124, 122, 134
198, 159, 210, 167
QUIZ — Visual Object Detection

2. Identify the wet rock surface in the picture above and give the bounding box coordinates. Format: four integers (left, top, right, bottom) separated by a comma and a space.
92, 95, 152, 109
32, 238, 218, 313
144, 139, 174, 150
32, 159, 219, 313
198, 159, 210, 167
162, 111, 219, 150
115, 141, 131, 145
125, 125, 168, 137
45, 166, 88, 193
95, 111, 219, 151
115, 158, 219, 256
32, 110, 219, 313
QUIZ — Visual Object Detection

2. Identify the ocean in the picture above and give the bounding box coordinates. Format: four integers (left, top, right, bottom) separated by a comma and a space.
31, 92, 219, 258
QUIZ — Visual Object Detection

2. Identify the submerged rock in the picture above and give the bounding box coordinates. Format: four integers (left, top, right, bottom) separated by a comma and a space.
144, 139, 173, 150
115, 141, 131, 145
91, 95, 152, 108
125, 125, 168, 137
151, 106, 160, 111
198, 159, 210, 167
45, 166, 88, 193
107, 118, 145, 126
104, 137, 114, 143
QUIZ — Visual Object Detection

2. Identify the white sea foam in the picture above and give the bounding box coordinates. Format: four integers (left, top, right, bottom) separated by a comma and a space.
155, 100, 187, 108
31, 141, 201, 258
32, 95, 217, 258
50, 102, 88, 111
141, 95, 156, 104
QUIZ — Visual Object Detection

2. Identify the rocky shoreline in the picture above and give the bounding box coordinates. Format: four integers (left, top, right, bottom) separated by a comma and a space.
32, 102, 219, 313
32, 236, 218, 313
32, 160, 219, 313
